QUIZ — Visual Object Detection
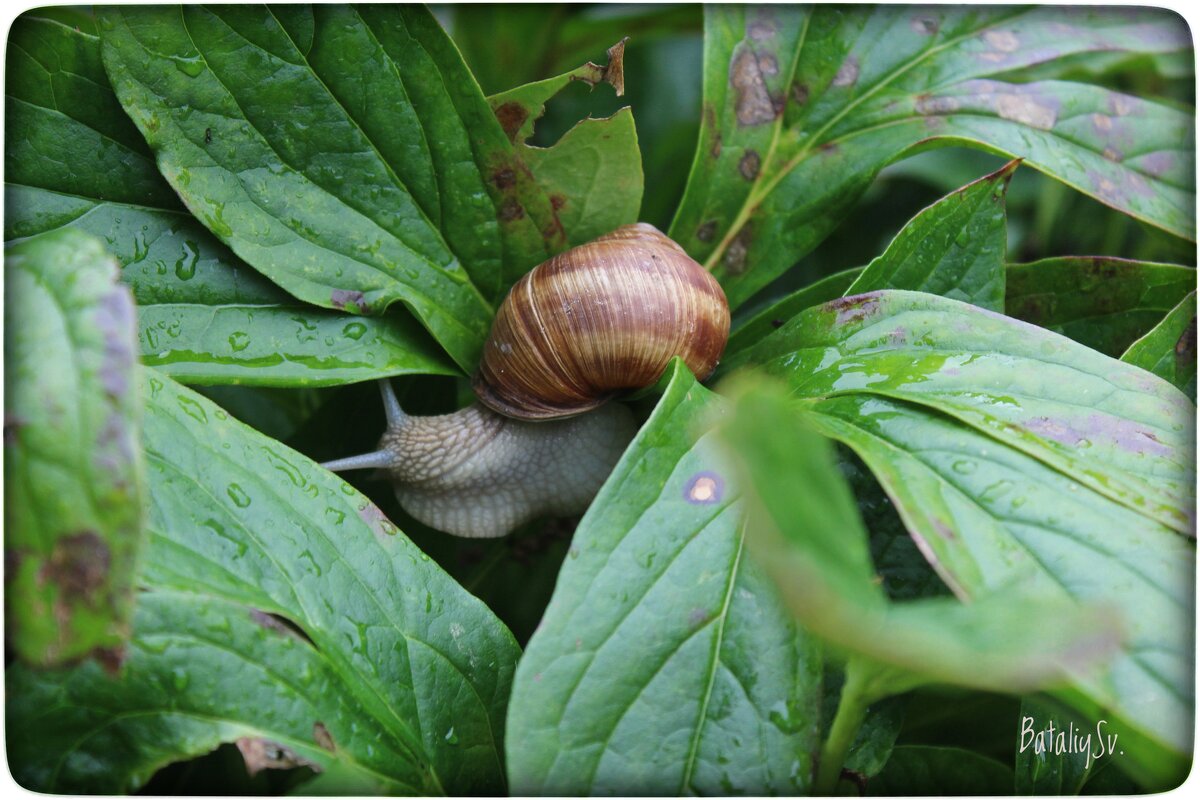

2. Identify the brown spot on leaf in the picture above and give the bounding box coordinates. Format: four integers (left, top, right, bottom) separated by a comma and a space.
1139, 151, 1175, 177
236, 738, 321, 778
757, 53, 779, 77
911, 15, 939, 35
492, 169, 516, 189
1108, 94, 1137, 116
915, 94, 960, 115
738, 150, 761, 180
696, 220, 718, 242
1176, 317, 1196, 374
40, 532, 109, 601
1103, 147, 1122, 162
1092, 113, 1113, 132
330, 289, 366, 312
995, 93, 1057, 130
687, 607, 711, 627
313, 722, 336, 753
832, 57, 860, 88
94, 287, 136, 400
549, 193, 567, 211
493, 102, 528, 142
791, 82, 809, 106
722, 226, 753, 274
983, 29, 1020, 53
499, 198, 525, 222
730, 48, 779, 126
828, 293, 882, 326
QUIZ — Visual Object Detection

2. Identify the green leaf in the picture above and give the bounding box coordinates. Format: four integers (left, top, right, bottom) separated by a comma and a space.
137, 304, 456, 387
1122, 290, 1197, 401
722, 380, 1123, 699
845, 160, 1015, 312
8, 368, 521, 792
505, 361, 822, 795
1014, 697, 1092, 794
1007, 257, 1195, 357
726, 267, 863, 357
868, 745, 1014, 795
670, 6, 1194, 309
97, 5, 568, 369
3, 229, 146, 667
4, 12, 287, 307
727, 290, 1195, 535
522, 110, 644, 246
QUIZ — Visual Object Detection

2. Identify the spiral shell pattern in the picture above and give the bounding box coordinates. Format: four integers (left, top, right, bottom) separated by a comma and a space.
473, 223, 730, 420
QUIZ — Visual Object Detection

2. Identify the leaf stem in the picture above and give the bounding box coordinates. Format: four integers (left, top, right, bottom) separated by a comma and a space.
815, 661, 873, 795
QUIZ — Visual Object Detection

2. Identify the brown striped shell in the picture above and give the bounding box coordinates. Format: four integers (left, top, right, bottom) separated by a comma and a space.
473, 223, 730, 420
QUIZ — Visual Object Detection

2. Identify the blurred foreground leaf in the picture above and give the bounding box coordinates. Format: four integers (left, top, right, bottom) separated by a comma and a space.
3, 229, 146, 667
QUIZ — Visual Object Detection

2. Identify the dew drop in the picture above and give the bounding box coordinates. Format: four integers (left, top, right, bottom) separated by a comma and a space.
174, 240, 199, 280
177, 395, 208, 423
228, 331, 251, 352
226, 483, 252, 508
342, 321, 368, 341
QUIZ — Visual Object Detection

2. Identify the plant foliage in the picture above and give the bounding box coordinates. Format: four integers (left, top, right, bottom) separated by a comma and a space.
4, 3, 1195, 796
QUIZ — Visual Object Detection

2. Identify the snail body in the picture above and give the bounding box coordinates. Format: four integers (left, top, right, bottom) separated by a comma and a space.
322, 224, 729, 538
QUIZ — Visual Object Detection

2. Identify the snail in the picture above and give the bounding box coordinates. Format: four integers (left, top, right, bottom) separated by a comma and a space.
321, 223, 730, 538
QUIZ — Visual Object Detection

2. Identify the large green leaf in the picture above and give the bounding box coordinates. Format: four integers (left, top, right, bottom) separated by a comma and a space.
4, 12, 286, 307
506, 361, 822, 795
138, 304, 455, 386
727, 290, 1195, 534
4, 229, 146, 667
5, 11, 456, 388
670, 6, 1194, 308
96, 5, 569, 369
846, 160, 1014, 311
1122, 290, 1197, 401
8, 369, 521, 792
1007, 257, 1195, 357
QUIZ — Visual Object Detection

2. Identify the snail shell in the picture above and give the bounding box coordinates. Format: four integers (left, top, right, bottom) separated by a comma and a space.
473, 223, 730, 420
